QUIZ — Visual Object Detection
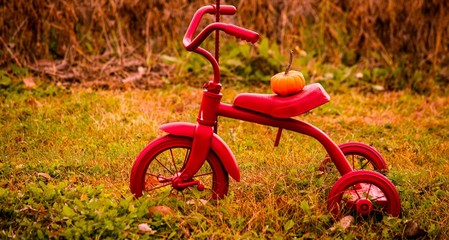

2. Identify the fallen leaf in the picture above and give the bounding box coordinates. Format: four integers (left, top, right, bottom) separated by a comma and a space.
37, 172, 51, 180
19, 205, 38, 212
186, 199, 208, 205
338, 215, 354, 230
138, 223, 156, 234
324, 73, 334, 79
329, 215, 354, 232
137, 66, 147, 74
372, 85, 385, 91
80, 194, 88, 201
122, 72, 144, 83
23, 77, 36, 88
295, 46, 307, 56
404, 220, 427, 238
148, 205, 174, 217
27, 97, 43, 108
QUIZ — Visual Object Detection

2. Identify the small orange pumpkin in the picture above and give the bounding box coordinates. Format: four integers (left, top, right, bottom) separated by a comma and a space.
270, 51, 305, 96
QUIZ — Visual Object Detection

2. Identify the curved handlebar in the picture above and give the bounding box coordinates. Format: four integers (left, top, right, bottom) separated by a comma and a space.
183, 5, 260, 51
184, 23, 259, 51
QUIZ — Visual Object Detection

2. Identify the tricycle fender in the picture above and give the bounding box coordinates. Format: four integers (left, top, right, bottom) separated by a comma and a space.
160, 122, 240, 182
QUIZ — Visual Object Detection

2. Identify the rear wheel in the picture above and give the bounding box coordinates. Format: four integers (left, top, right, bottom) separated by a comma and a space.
327, 170, 401, 219
130, 135, 229, 201
319, 142, 388, 174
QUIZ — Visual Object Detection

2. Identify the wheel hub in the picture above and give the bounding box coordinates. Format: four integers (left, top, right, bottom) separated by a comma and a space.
355, 198, 373, 216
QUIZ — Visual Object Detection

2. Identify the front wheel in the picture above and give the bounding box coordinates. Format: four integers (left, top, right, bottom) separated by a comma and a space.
130, 135, 229, 201
327, 170, 401, 219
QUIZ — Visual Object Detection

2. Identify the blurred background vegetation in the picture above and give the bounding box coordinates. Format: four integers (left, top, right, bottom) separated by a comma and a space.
0, 0, 448, 94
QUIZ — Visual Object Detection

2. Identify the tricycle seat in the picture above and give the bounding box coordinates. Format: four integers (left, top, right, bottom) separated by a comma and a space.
232, 83, 330, 118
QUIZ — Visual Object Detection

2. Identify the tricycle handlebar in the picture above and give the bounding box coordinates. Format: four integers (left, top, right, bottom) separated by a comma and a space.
183, 5, 259, 51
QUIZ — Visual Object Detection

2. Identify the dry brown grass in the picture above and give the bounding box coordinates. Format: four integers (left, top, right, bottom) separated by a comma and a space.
1, 0, 448, 90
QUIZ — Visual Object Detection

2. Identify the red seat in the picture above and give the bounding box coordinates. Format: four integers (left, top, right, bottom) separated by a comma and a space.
232, 83, 330, 118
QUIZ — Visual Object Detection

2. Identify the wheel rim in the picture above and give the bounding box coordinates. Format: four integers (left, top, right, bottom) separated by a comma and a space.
328, 170, 401, 218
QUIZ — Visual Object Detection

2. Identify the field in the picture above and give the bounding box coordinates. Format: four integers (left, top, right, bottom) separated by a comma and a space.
1, 83, 448, 239
1, 0, 449, 238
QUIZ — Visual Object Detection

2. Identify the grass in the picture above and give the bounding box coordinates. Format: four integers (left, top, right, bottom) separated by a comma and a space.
1, 82, 448, 239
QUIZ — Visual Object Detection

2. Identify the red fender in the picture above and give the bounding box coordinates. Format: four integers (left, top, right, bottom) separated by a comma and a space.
160, 122, 240, 182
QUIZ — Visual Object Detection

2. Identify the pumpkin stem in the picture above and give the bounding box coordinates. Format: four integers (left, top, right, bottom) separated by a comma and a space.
285, 50, 294, 75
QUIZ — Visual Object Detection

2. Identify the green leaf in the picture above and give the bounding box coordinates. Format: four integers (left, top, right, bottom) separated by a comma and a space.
283, 219, 295, 232
160, 55, 181, 64
62, 205, 76, 217
0, 71, 11, 86
259, 38, 269, 58
300, 200, 311, 216
104, 219, 114, 230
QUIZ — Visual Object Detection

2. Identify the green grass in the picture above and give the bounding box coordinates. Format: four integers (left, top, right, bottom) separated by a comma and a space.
1, 83, 448, 239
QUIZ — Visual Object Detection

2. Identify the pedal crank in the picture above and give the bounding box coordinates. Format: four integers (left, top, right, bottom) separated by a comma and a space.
172, 176, 205, 191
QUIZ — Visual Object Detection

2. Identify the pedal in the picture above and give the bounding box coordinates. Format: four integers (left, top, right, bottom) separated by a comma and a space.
172, 178, 203, 191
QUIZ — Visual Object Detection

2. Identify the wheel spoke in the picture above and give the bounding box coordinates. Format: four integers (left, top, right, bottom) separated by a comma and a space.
367, 183, 373, 198
183, 148, 190, 169
352, 185, 362, 200
155, 157, 175, 175
194, 171, 213, 178
360, 160, 370, 169
146, 182, 172, 191
371, 194, 387, 201
146, 172, 162, 178
169, 148, 179, 173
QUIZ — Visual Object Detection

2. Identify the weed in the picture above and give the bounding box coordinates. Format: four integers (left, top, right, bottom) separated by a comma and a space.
2, 1, 448, 94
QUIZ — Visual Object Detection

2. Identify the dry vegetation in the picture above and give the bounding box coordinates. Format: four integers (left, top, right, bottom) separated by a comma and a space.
1, 1, 449, 238
1, 84, 448, 238
1, 0, 448, 92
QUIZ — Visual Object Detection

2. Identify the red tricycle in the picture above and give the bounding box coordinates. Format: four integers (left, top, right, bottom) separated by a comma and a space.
130, 1, 401, 218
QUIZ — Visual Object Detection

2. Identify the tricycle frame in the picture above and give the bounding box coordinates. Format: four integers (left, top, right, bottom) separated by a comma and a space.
129, 1, 401, 218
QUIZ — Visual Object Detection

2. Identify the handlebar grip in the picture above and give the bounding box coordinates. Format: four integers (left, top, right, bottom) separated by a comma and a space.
218, 5, 237, 15
224, 24, 260, 44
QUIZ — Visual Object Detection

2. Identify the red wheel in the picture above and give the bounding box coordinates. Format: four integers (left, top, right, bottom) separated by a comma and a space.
130, 135, 229, 200
319, 142, 388, 174
327, 170, 401, 218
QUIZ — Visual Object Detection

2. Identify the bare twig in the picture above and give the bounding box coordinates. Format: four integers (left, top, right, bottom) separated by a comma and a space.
0, 37, 22, 68
12, 18, 28, 40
